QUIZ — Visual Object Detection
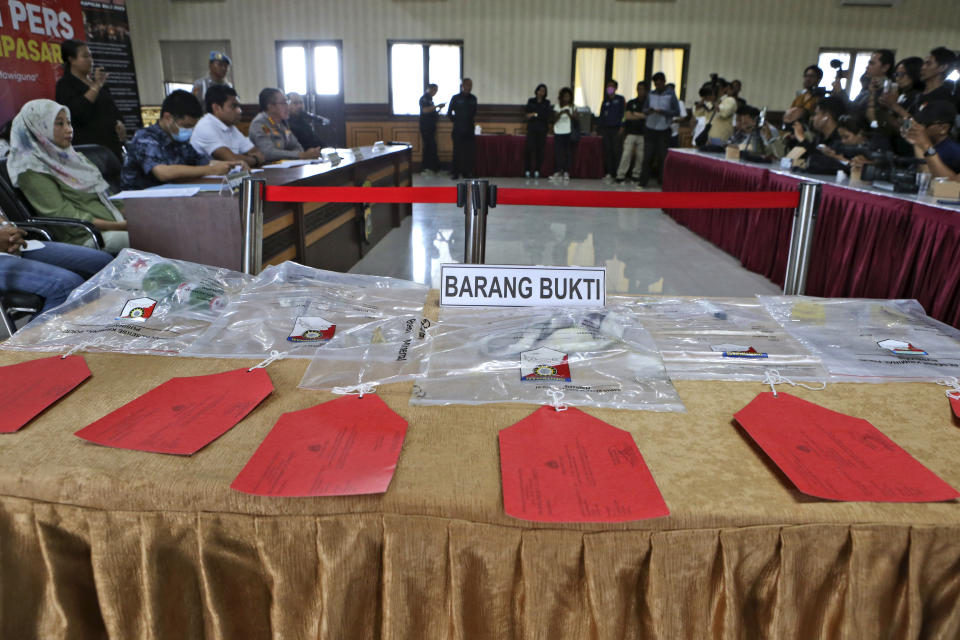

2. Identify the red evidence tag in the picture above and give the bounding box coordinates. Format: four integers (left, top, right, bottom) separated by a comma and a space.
0, 355, 91, 433
75, 368, 274, 455
735, 392, 960, 502
498, 405, 669, 522
231, 394, 408, 497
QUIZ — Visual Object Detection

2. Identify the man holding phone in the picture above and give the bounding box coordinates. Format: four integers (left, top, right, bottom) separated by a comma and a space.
419, 84, 444, 175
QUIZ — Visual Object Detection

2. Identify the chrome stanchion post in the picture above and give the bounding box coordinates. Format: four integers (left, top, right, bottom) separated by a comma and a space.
458, 180, 477, 263
472, 179, 491, 264
240, 177, 266, 275
783, 182, 821, 295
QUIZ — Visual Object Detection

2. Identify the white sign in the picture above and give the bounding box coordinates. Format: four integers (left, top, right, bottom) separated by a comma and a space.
440, 265, 605, 307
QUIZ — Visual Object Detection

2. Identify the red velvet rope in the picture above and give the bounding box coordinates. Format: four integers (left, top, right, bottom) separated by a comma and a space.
496, 189, 800, 209
263, 186, 458, 204
262, 185, 801, 210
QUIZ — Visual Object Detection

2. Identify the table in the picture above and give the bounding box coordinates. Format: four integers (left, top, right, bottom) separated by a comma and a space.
1, 294, 960, 639
474, 134, 604, 178
122, 145, 412, 272
663, 149, 960, 329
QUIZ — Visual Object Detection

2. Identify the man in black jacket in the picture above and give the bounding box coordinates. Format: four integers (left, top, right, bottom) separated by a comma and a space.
448, 78, 478, 179
419, 84, 443, 174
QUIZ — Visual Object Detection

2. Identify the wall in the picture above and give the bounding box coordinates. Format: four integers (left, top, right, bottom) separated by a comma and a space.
127, 0, 960, 110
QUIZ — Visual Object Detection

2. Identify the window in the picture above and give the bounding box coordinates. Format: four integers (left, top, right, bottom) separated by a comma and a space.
817, 48, 894, 101
572, 43, 688, 115
159, 40, 231, 96
277, 41, 342, 97
388, 40, 463, 116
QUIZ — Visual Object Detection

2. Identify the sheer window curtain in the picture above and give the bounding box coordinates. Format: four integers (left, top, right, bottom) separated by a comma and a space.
574, 48, 606, 114
652, 48, 685, 93
613, 48, 646, 98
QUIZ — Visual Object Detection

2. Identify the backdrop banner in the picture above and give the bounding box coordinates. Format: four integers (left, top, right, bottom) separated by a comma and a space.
79, 0, 142, 131
0, 0, 83, 127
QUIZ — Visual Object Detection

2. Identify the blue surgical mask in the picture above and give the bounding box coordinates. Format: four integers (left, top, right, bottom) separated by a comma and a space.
173, 126, 193, 142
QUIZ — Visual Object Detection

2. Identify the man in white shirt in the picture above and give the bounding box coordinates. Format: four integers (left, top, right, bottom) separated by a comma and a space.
190, 85, 263, 168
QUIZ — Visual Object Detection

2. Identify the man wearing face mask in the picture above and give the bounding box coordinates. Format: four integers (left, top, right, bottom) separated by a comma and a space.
598, 79, 626, 180
121, 90, 233, 190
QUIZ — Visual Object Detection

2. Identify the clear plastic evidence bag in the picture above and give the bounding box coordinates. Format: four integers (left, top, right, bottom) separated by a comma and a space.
759, 296, 960, 382
410, 304, 684, 412
617, 296, 828, 382
3, 249, 249, 355
187, 262, 429, 376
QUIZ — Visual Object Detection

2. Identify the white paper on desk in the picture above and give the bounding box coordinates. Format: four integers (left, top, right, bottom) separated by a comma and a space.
262, 159, 312, 169
110, 188, 199, 199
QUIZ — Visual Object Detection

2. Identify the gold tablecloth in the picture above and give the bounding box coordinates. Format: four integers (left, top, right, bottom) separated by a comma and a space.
2, 309, 960, 638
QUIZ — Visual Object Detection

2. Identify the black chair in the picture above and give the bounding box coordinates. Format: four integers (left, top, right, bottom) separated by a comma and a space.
0, 291, 43, 337
75, 144, 123, 193
0, 158, 104, 249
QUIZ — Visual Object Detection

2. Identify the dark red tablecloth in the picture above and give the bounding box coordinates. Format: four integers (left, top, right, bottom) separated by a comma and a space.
474, 135, 604, 179
662, 150, 960, 328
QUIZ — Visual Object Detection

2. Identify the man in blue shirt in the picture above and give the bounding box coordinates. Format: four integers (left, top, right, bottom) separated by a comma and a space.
903, 100, 960, 180
598, 79, 625, 180
121, 90, 232, 190
638, 72, 680, 188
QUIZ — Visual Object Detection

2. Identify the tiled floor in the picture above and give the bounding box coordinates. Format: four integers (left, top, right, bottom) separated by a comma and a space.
350, 173, 782, 297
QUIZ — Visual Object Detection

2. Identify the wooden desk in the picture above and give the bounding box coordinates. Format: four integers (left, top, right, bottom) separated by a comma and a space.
123, 145, 412, 272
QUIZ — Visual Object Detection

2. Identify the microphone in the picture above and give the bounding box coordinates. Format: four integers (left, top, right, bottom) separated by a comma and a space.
304, 111, 331, 126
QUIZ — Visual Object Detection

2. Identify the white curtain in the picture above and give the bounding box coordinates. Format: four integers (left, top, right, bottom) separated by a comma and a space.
612, 48, 646, 98
574, 48, 606, 114
652, 48, 685, 93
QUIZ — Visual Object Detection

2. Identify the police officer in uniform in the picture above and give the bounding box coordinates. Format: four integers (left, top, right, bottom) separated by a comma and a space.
249, 88, 323, 162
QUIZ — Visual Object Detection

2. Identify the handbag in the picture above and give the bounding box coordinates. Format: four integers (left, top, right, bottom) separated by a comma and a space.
694, 109, 717, 147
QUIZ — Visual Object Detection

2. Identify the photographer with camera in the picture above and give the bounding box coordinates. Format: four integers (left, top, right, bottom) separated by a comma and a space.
902, 101, 960, 180
796, 97, 849, 174
791, 65, 826, 116
820, 114, 890, 170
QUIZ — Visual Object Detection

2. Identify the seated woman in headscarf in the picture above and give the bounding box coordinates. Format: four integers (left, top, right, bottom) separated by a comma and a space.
8, 99, 128, 255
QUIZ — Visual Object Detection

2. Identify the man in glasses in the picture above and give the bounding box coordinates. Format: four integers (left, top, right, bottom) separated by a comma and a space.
250, 88, 323, 162
790, 65, 826, 117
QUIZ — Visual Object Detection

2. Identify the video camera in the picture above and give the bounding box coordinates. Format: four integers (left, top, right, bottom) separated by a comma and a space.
836, 149, 925, 193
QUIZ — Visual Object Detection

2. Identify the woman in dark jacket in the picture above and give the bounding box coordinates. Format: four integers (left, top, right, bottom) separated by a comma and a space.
55, 39, 124, 159
523, 84, 551, 178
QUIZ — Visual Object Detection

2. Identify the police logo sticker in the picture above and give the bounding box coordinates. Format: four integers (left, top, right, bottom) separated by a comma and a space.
118, 297, 158, 321
287, 316, 336, 343
521, 347, 572, 382
711, 343, 768, 359
877, 339, 927, 357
